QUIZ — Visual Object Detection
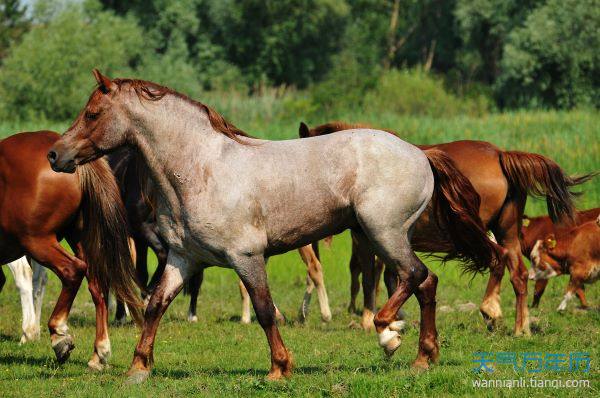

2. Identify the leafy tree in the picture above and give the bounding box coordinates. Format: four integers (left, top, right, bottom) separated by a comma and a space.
204, 0, 350, 88
0, 0, 29, 61
0, 2, 144, 120
496, 0, 600, 108
454, 0, 542, 84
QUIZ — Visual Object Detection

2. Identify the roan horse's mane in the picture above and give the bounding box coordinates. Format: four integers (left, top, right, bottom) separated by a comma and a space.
110, 78, 254, 143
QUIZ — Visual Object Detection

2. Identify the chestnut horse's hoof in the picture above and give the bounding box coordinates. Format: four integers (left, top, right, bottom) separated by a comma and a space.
52, 335, 75, 364
125, 369, 151, 385
411, 359, 430, 371
87, 360, 110, 372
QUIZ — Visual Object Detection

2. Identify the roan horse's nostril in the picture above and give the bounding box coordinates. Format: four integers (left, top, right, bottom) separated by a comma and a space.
47, 150, 57, 164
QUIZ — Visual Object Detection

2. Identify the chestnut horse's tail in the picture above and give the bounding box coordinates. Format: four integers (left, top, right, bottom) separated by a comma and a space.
77, 159, 143, 325
425, 149, 499, 274
499, 151, 596, 224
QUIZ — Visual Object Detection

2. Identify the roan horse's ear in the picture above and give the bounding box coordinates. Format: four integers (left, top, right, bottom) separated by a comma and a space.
299, 122, 310, 138
92, 69, 114, 94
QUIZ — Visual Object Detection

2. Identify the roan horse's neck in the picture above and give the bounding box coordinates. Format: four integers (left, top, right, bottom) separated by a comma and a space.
128, 95, 233, 223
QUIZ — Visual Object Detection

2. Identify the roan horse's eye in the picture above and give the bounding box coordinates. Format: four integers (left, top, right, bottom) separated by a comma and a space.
85, 111, 99, 120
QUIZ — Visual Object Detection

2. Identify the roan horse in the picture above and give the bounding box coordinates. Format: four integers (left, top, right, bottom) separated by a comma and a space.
0, 131, 140, 370
47, 70, 497, 383
299, 121, 594, 336
109, 149, 332, 324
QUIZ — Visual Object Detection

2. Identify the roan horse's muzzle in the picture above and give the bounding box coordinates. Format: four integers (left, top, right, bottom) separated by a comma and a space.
47, 143, 77, 174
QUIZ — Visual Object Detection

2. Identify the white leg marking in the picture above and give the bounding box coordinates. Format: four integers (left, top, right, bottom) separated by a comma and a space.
557, 292, 574, 312
239, 280, 251, 324
7, 257, 39, 343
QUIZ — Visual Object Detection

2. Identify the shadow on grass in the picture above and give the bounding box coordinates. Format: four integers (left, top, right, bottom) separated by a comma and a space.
0, 332, 19, 343
0, 353, 88, 368
151, 362, 421, 380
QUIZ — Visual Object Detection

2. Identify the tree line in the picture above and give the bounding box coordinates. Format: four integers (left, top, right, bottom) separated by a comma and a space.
0, 0, 598, 120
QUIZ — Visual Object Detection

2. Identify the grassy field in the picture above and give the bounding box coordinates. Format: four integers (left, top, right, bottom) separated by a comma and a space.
0, 110, 598, 397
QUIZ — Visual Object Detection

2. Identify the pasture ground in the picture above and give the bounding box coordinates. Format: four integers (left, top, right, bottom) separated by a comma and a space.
0, 111, 598, 397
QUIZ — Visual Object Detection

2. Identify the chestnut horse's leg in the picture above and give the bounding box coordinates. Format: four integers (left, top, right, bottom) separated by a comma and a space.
298, 244, 331, 323
479, 259, 506, 331
22, 237, 86, 364
352, 231, 377, 330
66, 239, 112, 371
186, 268, 203, 322
531, 278, 549, 308
491, 199, 530, 336
234, 254, 292, 380
348, 240, 361, 314
126, 251, 193, 384
239, 279, 285, 324
239, 280, 252, 324
6, 257, 39, 344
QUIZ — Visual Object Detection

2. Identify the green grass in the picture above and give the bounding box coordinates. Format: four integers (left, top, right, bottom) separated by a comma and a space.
0, 233, 599, 397
0, 110, 598, 396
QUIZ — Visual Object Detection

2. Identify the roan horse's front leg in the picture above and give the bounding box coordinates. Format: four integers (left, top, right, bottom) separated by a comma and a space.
235, 254, 292, 379
126, 251, 192, 384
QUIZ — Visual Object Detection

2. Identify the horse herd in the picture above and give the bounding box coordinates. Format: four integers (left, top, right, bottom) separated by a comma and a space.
0, 70, 597, 383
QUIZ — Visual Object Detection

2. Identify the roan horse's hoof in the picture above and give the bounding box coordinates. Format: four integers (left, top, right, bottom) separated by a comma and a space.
52, 335, 75, 364
378, 327, 401, 357
124, 369, 151, 385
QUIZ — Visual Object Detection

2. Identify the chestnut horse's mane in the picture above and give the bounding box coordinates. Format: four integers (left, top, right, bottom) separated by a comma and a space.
111, 78, 254, 143
306, 121, 396, 137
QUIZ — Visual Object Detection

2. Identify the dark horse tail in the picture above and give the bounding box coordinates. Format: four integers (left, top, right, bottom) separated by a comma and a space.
77, 158, 143, 325
425, 149, 500, 274
499, 151, 596, 224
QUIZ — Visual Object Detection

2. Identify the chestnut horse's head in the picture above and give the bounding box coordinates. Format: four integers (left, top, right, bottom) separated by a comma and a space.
529, 235, 561, 280
48, 69, 133, 173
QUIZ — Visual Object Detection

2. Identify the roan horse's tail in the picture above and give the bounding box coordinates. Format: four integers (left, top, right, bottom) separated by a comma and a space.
499, 151, 596, 224
424, 149, 500, 273
77, 158, 143, 325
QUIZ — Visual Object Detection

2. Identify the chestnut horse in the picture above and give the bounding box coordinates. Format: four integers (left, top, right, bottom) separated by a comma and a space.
0, 131, 139, 370
521, 208, 600, 307
300, 121, 594, 336
48, 70, 498, 382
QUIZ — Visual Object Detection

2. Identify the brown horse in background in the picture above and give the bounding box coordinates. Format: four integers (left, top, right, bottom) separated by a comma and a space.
521, 208, 600, 307
300, 121, 594, 336
0, 131, 139, 370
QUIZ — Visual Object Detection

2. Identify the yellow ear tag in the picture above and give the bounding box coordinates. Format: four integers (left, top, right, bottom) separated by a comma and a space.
522, 218, 530, 227
548, 239, 557, 249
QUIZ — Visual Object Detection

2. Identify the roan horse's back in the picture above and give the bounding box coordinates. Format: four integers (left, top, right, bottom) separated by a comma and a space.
257, 129, 433, 255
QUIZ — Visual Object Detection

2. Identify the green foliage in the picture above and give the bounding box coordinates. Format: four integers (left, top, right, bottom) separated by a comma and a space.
497, 0, 600, 109
206, 0, 350, 88
364, 69, 490, 117
0, 2, 144, 120
309, 51, 380, 115
0, 0, 29, 61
